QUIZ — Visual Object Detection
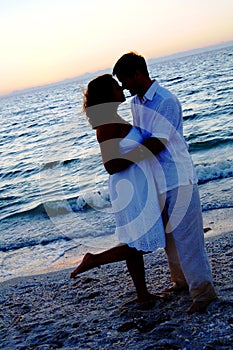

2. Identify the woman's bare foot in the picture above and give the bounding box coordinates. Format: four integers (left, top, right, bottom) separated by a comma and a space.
70, 253, 98, 278
135, 292, 172, 310
137, 292, 172, 304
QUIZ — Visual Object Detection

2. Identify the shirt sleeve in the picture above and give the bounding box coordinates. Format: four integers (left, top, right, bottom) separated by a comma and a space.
150, 97, 182, 141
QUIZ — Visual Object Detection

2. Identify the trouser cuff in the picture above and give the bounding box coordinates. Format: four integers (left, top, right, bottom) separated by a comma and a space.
190, 281, 218, 302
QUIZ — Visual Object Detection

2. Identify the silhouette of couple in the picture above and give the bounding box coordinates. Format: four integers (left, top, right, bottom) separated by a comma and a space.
70, 52, 217, 314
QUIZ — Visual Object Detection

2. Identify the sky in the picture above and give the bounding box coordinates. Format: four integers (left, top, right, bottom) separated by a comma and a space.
0, 0, 233, 95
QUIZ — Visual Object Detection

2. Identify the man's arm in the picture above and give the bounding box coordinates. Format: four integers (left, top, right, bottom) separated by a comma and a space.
141, 136, 167, 157
102, 137, 167, 175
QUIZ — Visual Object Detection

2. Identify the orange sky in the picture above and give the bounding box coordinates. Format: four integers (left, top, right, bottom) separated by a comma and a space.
1, 0, 233, 95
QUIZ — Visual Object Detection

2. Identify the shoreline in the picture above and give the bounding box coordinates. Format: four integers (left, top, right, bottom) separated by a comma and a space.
1, 209, 233, 349
1, 207, 233, 284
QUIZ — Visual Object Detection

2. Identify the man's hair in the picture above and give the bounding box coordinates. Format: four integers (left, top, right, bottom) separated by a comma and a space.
113, 52, 149, 78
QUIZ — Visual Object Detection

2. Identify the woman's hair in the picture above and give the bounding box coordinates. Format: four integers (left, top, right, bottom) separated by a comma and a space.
113, 52, 149, 78
83, 74, 119, 128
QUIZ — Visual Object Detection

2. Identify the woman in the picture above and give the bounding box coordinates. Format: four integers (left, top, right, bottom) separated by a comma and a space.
70, 74, 165, 303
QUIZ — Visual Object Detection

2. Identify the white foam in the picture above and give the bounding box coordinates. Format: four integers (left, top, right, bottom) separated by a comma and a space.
196, 159, 233, 183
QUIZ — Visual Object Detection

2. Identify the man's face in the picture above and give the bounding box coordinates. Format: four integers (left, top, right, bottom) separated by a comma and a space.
117, 74, 139, 96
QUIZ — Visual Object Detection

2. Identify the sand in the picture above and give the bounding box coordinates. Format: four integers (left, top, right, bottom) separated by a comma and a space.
1, 208, 233, 349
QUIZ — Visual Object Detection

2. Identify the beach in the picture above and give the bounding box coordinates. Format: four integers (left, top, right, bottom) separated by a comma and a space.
1, 207, 233, 350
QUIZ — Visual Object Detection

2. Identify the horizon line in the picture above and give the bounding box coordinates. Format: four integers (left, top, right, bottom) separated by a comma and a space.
1, 39, 233, 98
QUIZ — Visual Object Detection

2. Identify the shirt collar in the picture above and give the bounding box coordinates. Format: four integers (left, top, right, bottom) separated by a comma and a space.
141, 80, 159, 104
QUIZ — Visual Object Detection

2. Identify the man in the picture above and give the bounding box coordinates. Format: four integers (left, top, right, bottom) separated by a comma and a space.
112, 52, 217, 314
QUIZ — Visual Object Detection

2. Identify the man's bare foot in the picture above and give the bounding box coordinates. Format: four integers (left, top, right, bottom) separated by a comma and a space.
70, 253, 98, 278
187, 297, 218, 314
163, 283, 189, 293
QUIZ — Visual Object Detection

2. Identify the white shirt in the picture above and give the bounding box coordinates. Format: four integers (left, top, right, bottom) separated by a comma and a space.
131, 80, 198, 194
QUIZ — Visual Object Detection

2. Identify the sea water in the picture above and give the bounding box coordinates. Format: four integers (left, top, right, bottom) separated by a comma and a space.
0, 45, 232, 281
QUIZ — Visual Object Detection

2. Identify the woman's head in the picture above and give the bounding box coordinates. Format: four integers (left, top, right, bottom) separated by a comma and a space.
83, 74, 125, 128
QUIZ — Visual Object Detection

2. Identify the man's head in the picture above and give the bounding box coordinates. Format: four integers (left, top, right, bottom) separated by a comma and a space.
113, 52, 151, 97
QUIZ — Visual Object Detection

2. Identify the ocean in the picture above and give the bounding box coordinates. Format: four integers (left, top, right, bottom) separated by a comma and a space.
0, 45, 232, 282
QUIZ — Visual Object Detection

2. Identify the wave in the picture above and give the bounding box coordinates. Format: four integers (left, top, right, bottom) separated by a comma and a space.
3, 159, 232, 221
183, 113, 197, 121
0, 195, 19, 201
183, 110, 216, 122
63, 158, 80, 166
196, 159, 233, 184
216, 86, 233, 94
202, 202, 233, 212
1, 157, 81, 180
0, 235, 72, 253
183, 106, 232, 122
3, 188, 111, 221
41, 160, 61, 169
188, 137, 232, 152
40, 161, 232, 214
1, 162, 39, 180
40, 157, 80, 170
166, 76, 184, 82
1, 169, 22, 179
42, 189, 111, 216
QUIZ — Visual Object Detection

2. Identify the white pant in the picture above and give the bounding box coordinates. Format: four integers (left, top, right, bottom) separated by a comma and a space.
159, 184, 217, 302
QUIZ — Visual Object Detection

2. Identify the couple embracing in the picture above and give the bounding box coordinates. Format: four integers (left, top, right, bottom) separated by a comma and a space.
70, 52, 217, 314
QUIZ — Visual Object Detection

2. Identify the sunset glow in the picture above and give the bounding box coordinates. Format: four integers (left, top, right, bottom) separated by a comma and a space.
1, 0, 232, 95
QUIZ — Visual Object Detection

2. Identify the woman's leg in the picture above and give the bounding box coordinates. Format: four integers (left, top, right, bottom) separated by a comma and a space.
125, 249, 153, 302
70, 244, 161, 302
70, 243, 137, 278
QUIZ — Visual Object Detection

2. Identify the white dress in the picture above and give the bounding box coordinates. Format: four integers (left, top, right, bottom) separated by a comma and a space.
108, 126, 165, 252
